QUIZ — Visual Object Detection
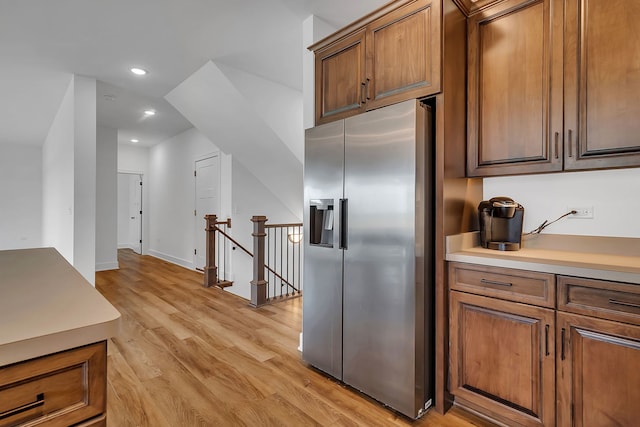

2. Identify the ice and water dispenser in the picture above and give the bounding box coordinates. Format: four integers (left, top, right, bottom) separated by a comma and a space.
309, 199, 334, 247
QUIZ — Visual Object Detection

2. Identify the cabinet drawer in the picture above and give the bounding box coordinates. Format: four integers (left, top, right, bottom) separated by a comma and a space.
449, 262, 555, 308
0, 341, 106, 427
558, 276, 640, 325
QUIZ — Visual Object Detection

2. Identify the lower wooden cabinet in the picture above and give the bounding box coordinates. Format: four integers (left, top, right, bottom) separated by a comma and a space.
557, 311, 640, 427
0, 341, 107, 427
449, 290, 555, 426
449, 263, 640, 426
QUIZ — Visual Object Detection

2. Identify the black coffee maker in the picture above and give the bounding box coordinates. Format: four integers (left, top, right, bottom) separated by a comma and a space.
478, 197, 524, 251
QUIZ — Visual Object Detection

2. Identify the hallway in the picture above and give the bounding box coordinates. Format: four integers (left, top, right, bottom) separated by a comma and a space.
96, 250, 488, 426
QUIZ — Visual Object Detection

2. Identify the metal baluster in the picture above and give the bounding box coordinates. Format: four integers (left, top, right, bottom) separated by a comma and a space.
298, 225, 301, 293
286, 226, 290, 296
290, 226, 295, 295
222, 224, 226, 282
266, 228, 271, 301
216, 227, 220, 285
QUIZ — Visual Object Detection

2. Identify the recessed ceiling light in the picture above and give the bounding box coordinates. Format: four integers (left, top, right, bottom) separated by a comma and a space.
130, 67, 148, 76
144, 110, 156, 116
131, 139, 139, 143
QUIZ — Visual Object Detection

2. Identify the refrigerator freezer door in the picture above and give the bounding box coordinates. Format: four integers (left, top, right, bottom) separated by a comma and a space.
342, 100, 427, 418
302, 120, 345, 379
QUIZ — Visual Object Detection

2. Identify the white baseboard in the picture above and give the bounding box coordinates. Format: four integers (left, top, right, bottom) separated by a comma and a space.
118, 243, 139, 250
147, 249, 194, 270
96, 261, 119, 271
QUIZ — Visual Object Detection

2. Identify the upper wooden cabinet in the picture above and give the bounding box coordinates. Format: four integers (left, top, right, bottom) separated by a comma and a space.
312, 0, 442, 125
467, 0, 640, 177
467, 0, 563, 176
563, 0, 640, 170
314, 30, 367, 123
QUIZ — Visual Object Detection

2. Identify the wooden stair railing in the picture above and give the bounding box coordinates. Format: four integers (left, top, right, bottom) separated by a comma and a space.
204, 214, 303, 307
204, 215, 235, 288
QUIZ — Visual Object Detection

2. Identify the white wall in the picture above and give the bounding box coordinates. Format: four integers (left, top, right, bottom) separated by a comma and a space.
42, 77, 75, 263
96, 125, 118, 271
42, 75, 97, 284
229, 158, 302, 300
483, 167, 640, 238
118, 144, 149, 174
165, 61, 303, 219
0, 144, 42, 249
72, 76, 97, 284
148, 128, 226, 268
217, 63, 304, 163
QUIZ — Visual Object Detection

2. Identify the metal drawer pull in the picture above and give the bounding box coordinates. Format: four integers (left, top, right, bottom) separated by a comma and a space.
568, 129, 573, 157
0, 393, 44, 420
561, 328, 566, 361
545, 324, 550, 356
609, 299, 640, 310
480, 278, 513, 287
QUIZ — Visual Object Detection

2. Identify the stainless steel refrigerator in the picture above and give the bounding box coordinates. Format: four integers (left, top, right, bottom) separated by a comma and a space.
302, 99, 434, 419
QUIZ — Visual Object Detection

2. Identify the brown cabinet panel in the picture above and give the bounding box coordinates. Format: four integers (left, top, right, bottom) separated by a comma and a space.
564, 0, 640, 170
469, 0, 640, 176
557, 312, 640, 427
467, 0, 563, 176
0, 342, 106, 427
365, 0, 441, 110
314, 30, 367, 125
558, 275, 640, 325
450, 291, 555, 426
312, 0, 441, 125
449, 262, 555, 307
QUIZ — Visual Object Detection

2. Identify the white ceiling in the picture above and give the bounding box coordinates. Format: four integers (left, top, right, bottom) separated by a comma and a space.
0, 0, 389, 148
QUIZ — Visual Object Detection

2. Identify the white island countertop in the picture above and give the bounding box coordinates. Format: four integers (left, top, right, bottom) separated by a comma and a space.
446, 232, 640, 285
0, 247, 120, 366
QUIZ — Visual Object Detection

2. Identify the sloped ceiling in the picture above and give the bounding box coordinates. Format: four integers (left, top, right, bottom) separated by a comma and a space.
0, 0, 389, 147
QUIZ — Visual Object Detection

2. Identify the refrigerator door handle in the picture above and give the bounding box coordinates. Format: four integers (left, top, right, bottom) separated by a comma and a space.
339, 198, 348, 250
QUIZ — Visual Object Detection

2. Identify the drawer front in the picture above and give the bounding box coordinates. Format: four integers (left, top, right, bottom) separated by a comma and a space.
449, 262, 555, 308
558, 276, 640, 325
0, 341, 106, 427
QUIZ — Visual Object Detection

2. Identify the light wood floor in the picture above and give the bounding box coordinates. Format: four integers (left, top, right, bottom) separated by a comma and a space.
96, 249, 489, 426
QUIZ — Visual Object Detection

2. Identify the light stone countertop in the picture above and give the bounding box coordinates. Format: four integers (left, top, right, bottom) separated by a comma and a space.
446, 232, 640, 285
0, 247, 120, 366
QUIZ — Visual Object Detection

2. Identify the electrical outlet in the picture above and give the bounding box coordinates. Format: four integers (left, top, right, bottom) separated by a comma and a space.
568, 206, 594, 219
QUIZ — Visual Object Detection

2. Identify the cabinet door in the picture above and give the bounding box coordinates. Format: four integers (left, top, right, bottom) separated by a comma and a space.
557, 312, 640, 427
467, 0, 563, 176
314, 30, 367, 125
365, 0, 441, 110
0, 342, 106, 427
450, 291, 555, 426
564, 0, 640, 170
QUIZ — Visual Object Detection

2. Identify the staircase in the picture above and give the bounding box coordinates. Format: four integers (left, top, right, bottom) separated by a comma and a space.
204, 214, 302, 307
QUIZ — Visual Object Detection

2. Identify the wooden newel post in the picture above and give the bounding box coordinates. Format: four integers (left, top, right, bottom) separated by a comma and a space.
204, 214, 218, 287
250, 215, 268, 307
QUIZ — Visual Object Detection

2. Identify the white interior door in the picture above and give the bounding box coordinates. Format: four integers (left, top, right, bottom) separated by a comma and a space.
129, 175, 143, 254
194, 155, 220, 270
117, 173, 143, 253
